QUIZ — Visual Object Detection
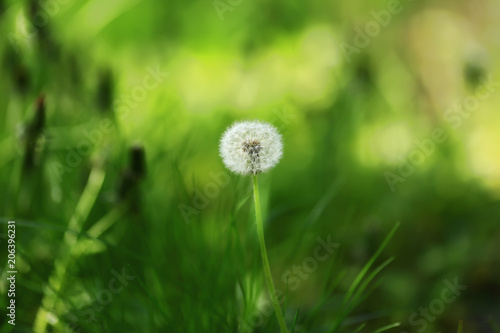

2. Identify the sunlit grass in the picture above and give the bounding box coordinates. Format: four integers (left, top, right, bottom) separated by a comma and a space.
0, 0, 499, 332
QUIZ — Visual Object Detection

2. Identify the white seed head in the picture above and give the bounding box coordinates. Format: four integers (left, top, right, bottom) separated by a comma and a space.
219, 120, 283, 175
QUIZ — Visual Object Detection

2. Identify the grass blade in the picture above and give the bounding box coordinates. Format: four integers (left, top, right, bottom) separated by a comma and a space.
291, 308, 300, 333
328, 222, 400, 332
372, 322, 401, 333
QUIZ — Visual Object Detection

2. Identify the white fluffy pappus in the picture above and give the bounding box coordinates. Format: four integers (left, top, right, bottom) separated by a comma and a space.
219, 120, 283, 175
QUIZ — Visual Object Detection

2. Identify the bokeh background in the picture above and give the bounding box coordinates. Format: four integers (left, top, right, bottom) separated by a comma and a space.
1, 0, 499, 332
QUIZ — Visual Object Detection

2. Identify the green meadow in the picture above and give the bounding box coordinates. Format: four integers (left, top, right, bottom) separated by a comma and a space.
1, 0, 499, 332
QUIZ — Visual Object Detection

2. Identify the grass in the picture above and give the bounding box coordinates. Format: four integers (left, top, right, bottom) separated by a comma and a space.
1, 0, 500, 332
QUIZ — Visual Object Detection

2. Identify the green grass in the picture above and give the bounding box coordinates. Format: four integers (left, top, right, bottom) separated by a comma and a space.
1, 0, 500, 332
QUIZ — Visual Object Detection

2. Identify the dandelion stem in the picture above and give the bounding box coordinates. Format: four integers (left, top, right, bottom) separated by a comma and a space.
252, 175, 289, 333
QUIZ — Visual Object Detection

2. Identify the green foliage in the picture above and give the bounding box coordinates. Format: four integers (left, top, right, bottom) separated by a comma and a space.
0, 0, 499, 332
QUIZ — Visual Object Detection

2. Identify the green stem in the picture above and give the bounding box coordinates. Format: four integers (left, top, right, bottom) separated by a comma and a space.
34, 167, 106, 332
253, 175, 289, 333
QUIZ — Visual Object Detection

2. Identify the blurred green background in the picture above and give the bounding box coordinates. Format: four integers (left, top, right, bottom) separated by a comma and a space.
1, 0, 499, 332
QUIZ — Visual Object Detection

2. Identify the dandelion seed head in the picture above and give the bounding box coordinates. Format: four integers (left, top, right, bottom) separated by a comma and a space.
219, 120, 283, 175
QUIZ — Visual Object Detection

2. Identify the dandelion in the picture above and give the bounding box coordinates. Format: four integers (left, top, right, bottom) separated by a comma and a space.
219, 120, 289, 333
219, 120, 283, 175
